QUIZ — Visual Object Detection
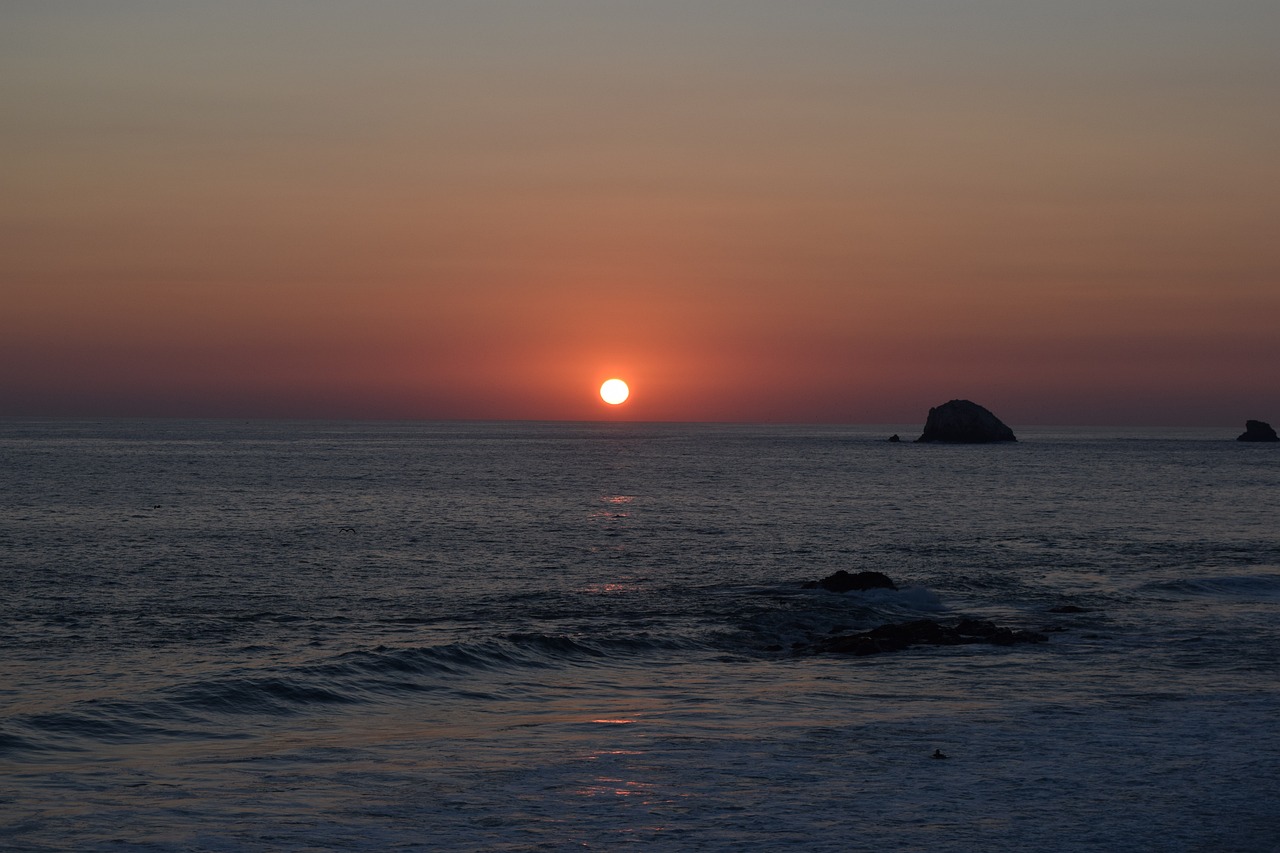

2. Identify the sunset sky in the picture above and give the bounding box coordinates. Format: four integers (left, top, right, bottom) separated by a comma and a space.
3, 2, 1277, 425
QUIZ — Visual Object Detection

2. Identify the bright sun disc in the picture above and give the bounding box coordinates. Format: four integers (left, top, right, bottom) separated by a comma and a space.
600, 378, 630, 405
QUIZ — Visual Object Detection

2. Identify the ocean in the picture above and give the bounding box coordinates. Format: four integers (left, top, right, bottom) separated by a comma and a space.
2, 419, 1278, 851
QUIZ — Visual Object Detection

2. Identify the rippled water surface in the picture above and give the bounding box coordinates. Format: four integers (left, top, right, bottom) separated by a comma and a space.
2, 419, 1278, 851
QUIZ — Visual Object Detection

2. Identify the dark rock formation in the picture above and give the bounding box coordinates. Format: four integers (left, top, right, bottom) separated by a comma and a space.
916, 399, 1016, 443
1237, 420, 1278, 442
803, 618, 1047, 657
803, 570, 898, 592
887, 434, 901, 443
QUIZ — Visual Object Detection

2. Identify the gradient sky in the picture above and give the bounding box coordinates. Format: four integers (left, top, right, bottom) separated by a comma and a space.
3, 1, 1277, 424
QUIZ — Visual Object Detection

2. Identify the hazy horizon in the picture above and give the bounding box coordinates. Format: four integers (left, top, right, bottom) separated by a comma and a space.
0, 412, 1262, 432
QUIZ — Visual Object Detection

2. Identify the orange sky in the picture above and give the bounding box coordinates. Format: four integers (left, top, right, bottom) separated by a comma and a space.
2, 2, 1277, 424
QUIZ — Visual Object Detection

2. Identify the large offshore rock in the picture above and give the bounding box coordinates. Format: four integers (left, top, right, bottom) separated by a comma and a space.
1237, 420, 1279, 442
916, 399, 1016, 443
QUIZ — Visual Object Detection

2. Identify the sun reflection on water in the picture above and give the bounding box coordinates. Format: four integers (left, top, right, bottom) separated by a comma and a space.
590, 495, 634, 520
579, 582, 638, 595
574, 778, 657, 798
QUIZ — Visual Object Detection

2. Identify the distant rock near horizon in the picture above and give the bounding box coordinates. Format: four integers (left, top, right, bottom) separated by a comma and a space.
1237, 420, 1279, 442
916, 399, 1016, 443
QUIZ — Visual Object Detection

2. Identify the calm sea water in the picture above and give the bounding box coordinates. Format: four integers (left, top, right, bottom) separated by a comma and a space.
2, 419, 1278, 851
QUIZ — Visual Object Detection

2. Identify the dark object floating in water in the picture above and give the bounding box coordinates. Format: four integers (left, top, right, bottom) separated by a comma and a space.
887, 434, 901, 442
803, 570, 898, 592
1048, 604, 1090, 613
933, 749, 948, 760
1237, 419, 1279, 442
801, 618, 1048, 657
916, 399, 1016, 443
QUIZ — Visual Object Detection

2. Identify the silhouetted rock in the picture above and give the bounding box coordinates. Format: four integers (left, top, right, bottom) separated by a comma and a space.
803, 618, 1047, 657
916, 399, 1016, 443
1237, 420, 1278, 442
804, 570, 898, 592
887, 434, 901, 443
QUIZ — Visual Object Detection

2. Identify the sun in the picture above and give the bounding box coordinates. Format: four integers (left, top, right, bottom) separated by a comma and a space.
600, 378, 630, 405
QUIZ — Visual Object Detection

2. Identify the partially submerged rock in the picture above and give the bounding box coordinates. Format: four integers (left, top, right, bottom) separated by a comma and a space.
804, 618, 1047, 657
916, 399, 1016, 443
804, 570, 898, 592
1237, 420, 1279, 442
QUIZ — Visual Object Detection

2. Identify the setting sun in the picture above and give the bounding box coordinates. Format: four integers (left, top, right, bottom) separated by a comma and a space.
600, 378, 630, 405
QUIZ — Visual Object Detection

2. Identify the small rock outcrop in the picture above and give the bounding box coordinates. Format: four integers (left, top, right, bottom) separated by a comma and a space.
804, 618, 1047, 657
916, 399, 1016, 443
1237, 420, 1278, 442
803, 570, 898, 592
887, 434, 901, 443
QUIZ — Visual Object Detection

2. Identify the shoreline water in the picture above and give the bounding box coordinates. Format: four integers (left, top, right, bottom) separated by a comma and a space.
2, 419, 1277, 850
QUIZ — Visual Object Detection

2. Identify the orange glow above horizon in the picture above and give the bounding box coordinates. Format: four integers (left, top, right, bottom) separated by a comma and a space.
1, 4, 1278, 426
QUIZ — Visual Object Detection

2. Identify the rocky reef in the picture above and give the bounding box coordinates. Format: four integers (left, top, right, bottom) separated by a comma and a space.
803, 570, 898, 592
796, 570, 1049, 657
802, 618, 1048, 657
916, 399, 1016, 443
